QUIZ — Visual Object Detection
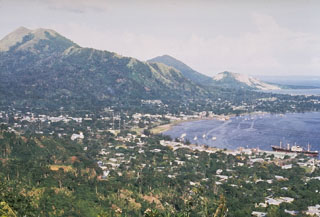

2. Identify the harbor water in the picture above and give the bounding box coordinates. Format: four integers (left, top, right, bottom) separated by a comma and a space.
163, 112, 320, 152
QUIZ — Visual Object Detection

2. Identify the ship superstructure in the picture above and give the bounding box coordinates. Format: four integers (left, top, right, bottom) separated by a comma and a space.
272, 142, 318, 157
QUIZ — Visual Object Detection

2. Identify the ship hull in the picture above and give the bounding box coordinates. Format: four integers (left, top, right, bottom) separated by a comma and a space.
272, 146, 318, 157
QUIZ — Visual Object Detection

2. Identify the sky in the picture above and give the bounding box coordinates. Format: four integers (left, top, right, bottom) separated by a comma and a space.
1, 0, 320, 77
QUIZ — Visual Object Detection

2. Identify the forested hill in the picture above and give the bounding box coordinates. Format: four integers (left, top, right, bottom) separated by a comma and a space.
0, 27, 209, 111
2, 27, 320, 116
0, 126, 102, 216
148, 55, 284, 91
147, 55, 213, 85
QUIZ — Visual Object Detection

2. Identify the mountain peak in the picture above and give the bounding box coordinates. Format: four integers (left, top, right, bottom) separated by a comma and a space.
154, 55, 180, 61
0, 26, 32, 51
0, 27, 78, 53
148, 55, 192, 71
213, 71, 281, 90
31, 28, 59, 38
147, 55, 212, 85
15, 26, 31, 33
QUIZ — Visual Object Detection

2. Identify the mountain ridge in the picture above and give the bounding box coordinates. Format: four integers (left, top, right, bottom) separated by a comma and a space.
148, 55, 282, 91
0, 27, 78, 53
147, 55, 213, 85
0, 27, 210, 111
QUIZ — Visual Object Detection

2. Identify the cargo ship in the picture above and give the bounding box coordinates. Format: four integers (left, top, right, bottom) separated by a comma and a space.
272, 142, 318, 157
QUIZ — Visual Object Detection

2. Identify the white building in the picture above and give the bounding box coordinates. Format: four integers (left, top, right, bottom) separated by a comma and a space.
306, 204, 320, 216
252, 211, 267, 217
71, 132, 84, 140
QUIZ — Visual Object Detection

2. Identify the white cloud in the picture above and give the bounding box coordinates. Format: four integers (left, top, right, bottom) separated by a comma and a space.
1, 1, 320, 77
59, 13, 320, 77
115, 13, 320, 77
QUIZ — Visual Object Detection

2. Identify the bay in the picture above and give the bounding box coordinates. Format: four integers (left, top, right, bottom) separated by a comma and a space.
163, 112, 320, 152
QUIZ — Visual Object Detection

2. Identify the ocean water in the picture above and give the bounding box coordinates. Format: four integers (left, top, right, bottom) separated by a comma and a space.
163, 112, 320, 152
262, 89, 320, 96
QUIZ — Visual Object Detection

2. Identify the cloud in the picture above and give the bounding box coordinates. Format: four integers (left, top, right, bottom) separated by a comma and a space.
16, 0, 112, 13
44, 0, 136, 13
1, 0, 319, 77
48, 6, 85, 14
50, 13, 320, 77
124, 13, 320, 76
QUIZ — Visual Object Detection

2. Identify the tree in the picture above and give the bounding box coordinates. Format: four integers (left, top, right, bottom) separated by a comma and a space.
267, 205, 280, 217
213, 195, 227, 217
0, 201, 17, 217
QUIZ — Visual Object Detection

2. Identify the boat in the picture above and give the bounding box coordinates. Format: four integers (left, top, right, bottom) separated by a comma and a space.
212, 136, 217, 141
271, 142, 318, 157
194, 136, 198, 141
180, 133, 187, 138
202, 134, 206, 139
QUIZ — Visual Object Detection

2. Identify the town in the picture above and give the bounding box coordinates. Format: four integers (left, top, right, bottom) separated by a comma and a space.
1, 103, 320, 216
93, 129, 320, 216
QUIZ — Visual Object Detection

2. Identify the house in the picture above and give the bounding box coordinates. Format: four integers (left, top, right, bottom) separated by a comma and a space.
71, 132, 84, 140
250, 158, 264, 164
216, 169, 223, 175
103, 171, 110, 177
255, 203, 267, 208
216, 175, 229, 181
102, 170, 110, 179
275, 175, 288, 181
280, 197, 294, 203
150, 149, 162, 153
306, 204, 320, 216
251, 211, 266, 217
282, 164, 292, 169
174, 160, 185, 165
284, 209, 298, 215
265, 197, 294, 206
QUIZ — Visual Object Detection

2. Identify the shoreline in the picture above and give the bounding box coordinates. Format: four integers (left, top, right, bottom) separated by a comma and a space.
150, 111, 269, 135
150, 117, 217, 134
150, 111, 320, 156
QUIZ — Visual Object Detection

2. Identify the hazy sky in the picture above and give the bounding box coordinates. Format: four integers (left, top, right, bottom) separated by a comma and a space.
1, 0, 320, 77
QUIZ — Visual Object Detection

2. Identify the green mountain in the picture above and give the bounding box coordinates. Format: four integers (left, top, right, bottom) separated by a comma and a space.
147, 55, 213, 85
0, 27, 209, 111
147, 55, 284, 91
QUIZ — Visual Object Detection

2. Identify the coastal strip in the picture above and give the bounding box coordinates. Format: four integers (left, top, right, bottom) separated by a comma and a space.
150, 111, 268, 135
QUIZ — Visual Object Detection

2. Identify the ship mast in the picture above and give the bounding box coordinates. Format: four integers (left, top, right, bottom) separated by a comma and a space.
119, 113, 121, 130
112, 111, 115, 130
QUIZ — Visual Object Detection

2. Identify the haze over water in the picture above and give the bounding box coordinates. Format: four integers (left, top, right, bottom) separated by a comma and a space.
262, 89, 320, 96
164, 112, 320, 152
